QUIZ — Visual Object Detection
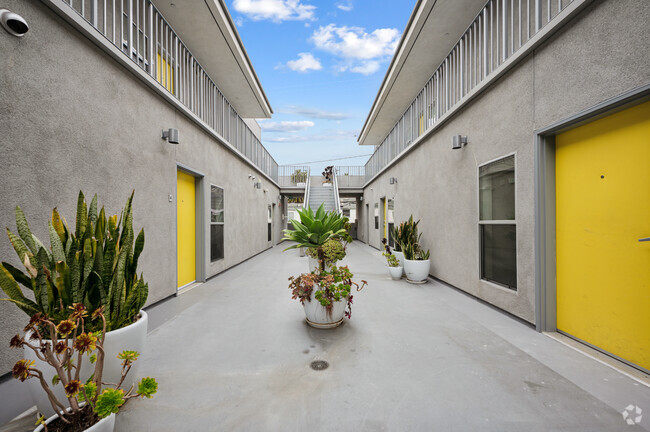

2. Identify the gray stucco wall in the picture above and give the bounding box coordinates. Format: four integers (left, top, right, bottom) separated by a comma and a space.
362, 0, 650, 324
0, 0, 280, 374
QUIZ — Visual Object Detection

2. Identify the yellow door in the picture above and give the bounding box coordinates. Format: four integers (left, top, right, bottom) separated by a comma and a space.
556, 101, 650, 371
177, 170, 196, 288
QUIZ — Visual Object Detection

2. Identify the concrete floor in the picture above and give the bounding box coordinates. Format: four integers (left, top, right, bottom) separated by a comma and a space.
114, 242, 649, 431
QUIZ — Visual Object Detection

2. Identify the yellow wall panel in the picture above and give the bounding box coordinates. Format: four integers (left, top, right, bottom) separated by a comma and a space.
556, 101, 650, 370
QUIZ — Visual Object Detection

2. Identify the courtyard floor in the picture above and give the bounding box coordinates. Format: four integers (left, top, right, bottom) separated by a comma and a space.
112, 241, 649, 431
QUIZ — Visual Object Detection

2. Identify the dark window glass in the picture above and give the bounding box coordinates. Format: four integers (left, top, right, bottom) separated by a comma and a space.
210, 224, 224, 261
479, 156, 515, 221
480, 224, 517, 289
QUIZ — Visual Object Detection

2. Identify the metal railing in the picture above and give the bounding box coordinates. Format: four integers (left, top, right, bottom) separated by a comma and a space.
332, 169, 342, 215
278, 165, 310, 187
335, 166, 365, 188
59, 0, 278, 182
303, 168, 311, 211
365, 0, 575, 182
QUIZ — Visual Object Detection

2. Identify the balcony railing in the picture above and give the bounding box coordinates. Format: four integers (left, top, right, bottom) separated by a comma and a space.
278, 165, 310, 187
365, 0, 575, 183
59, 0, 278, 182
335, 166, 365, 188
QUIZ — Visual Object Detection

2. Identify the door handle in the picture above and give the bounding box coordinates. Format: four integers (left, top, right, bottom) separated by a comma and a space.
639, 237, 650, 242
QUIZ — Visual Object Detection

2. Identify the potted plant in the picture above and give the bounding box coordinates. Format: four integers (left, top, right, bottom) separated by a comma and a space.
9, 305, 157, 432
0, 191, 149, 415
288, 265, 366, 328
381, 239, 402, 280
306, 238, 346, 273
282, 204, 367, 328
391, 216, 420, 272
398, 216, 431, 283
290, 169, 307, 187
322, 166, 334, 186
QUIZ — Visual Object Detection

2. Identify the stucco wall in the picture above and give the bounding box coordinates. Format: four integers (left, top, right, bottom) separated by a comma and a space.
362, 0, 650, 324
0, 0, 279, 373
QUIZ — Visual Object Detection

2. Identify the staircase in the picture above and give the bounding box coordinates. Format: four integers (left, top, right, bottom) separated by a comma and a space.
308, 178, 337, 213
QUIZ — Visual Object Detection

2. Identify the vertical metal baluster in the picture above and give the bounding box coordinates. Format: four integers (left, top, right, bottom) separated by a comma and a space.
535, 0, 542, 32
558, 0, 562, 12
135, 0, 139, 62
502, 0, 508, 62
127, 0, 133, 59
148, 3, 153, 79
548, 0, 551, 22
82, 0, 85, 19
120, 0, 123, 51
510, 0, 514, 55
490, 1, 494, 71
165, 22, 169, 91
103, 0, 106, 35
518, 0, 522, 49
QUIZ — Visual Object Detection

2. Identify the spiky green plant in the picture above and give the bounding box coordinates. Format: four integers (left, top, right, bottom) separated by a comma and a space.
394, 216, 422, 258
0, 191, 148, 331
282, 204, 349, 272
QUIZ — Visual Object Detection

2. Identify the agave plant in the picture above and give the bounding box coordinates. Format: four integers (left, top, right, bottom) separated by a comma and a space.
282, 204, 349, 272
0, 191, 148, 332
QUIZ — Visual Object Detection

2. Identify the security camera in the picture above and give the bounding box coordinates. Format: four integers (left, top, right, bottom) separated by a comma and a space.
0, 9, 29, 37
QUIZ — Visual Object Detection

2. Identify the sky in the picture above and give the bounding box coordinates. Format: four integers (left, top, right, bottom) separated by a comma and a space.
229, 0, 416, 173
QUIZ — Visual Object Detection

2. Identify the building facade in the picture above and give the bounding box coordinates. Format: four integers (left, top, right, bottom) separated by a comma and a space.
358, 0, 649, 372
0, 0, 283, 388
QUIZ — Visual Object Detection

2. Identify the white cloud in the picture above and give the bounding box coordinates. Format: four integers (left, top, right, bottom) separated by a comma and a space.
280, 105, 352, 120
259, 121, 315, 132
336, 2, 353, 12
285, 53, 322, 73
309, 24, 400, 75
263, 129, 357, 143
232, 0, 316, 22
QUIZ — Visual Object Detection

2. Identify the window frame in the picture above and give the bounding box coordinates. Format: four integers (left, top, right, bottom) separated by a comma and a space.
478, 153, 517, 291
374, 202, 379, 230
210, 184, 224, 262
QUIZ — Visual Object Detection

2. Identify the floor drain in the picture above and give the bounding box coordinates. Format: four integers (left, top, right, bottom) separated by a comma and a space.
310, 360, 329, 371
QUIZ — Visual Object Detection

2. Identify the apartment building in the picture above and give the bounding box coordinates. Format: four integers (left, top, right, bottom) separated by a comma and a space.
358, 0, 649, 372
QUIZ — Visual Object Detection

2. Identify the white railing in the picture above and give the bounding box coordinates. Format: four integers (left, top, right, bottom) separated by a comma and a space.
335, 166, 365, 188
365, 0, 575, 182
59, 0, 278, 182
278, 165, 310, 187
302, 168, 311, 211
332, 169, 342, 215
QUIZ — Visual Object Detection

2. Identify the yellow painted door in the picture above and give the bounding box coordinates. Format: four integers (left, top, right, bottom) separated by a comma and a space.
556, 101, 650, 371
177, 170, 196, 288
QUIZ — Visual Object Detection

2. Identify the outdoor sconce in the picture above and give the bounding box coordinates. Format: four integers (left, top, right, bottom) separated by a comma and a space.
0, 9, 29, 37
452, 135, 467, 149
254, 182, 261, 189
389, 177, 397, 184
162, 128, 179, 144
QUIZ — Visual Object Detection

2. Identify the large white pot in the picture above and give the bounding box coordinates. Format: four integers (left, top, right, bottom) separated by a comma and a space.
404, 259, 430, 283
35, 409, 115, 432
25, 311, 148, 416
308, 257, 331, 273
387, 265, 403, 281
393, 251, 405, 276
302, 286, 347, 329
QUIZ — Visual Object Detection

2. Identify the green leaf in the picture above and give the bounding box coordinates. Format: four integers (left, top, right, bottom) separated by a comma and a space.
75, 191, 88, 240
51, 374, 60, 386
0, 266, 39, 315
94, 388, 124, 418
136, 377, 158, 399
89, 194, 98, 227
1, 262, 33, 290
49, 223, 65, 263
6, 228, 32, 266
51, 208, 67, 244
89, 353, 97, 364
15, 206, 37, 254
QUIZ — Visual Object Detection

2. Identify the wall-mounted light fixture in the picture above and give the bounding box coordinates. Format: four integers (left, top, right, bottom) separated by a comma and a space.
0, 9, 29, 37
389, 177, 398, 185
162, 128, 179, 144
452, 135, 467, 150
254, 182, 261, 189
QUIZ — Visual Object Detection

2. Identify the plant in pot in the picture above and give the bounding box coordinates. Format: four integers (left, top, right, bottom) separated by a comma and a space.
381, 239, 402, 281
322, 166, 334, 186
282, 204, 367, 328
10, 305, 157, 432
290, 169, 307, 186
403, 236, 431, 284
0, 191, 149, 415
390, 216, 420, 274
305, 239, 346, 273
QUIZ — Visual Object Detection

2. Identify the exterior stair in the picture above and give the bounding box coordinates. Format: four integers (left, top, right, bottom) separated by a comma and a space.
308, 178, 336, 213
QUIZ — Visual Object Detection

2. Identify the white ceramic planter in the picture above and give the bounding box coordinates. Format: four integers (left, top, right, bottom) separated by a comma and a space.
404, 259, 430, 283
393, 251, 405, 276
34, 409, 115, 432
25, 311, 148, 416
387, 265, 403, 281
302, 285, 347, 329
308, 257, 332, 273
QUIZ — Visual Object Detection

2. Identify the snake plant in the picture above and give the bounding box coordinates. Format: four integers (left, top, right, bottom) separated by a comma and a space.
0, 191, 148, 331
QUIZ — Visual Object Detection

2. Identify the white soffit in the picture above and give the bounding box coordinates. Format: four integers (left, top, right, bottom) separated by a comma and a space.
359, 0, 487, 145
153, 0, 272, 118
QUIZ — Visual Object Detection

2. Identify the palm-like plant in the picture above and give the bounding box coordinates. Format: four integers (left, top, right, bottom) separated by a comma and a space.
282, 204, 349, 272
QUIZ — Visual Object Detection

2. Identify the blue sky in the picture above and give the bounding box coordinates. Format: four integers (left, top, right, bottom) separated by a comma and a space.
229, 0, 415, 173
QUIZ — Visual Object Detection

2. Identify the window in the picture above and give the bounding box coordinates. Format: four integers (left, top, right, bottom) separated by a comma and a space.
267, 205, 272, 242
374, 203, 379, 230
210, 185, 224, 261
479, 155, 516, 289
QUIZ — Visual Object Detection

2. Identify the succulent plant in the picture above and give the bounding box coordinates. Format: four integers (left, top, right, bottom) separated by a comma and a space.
0, 191, 148, 332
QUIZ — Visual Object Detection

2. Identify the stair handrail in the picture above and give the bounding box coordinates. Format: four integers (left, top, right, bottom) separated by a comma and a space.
303, 167, 311, 211
332, 167, 342, 215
